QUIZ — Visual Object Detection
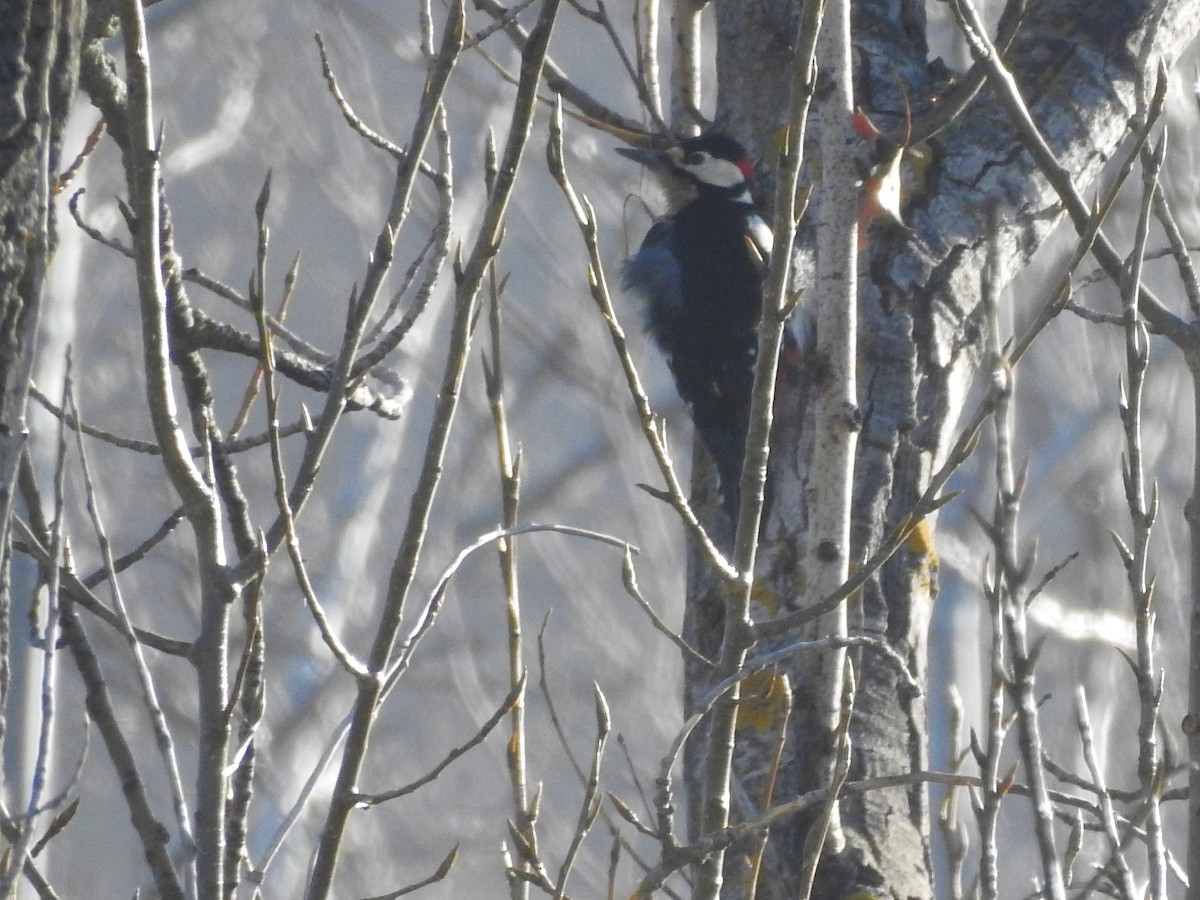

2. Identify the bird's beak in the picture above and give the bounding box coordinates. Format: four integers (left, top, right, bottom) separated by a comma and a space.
615, 146, 671, 172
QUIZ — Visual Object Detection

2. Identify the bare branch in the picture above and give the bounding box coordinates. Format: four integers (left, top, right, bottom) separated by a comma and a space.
359, 845, 458, 899
54, 579, 185, 898
352, 112, 455, 378
479, 242, 533, 900
979, 191, 1064, 899
63, 378, 196, 868
620, 548, 712, 667
118, 0, 213, 516
67, 189, 330, 371
472, 0, 648, 136
11, 514, 191, 657
553, 685, 610, 898
355, 677, 524, 806
386, 523, 633, 684
949, 0, 1190, 351
250, 216, 369, 681
796, 659, 856, 900
546, 101, 737, 582
464, 0, 540, 48
115, 2, 238, 891
251, 713, 352, 886
1149, 177, 1200, 321
181, 308, 410, 419
314, 33, 408, 164
564, 0, 669, 134
29, 382, 312, 457
1076, 687, 1139, 898
1, 365, 70, 896
306, 2, 560, 891
1118, 127, 1169, 898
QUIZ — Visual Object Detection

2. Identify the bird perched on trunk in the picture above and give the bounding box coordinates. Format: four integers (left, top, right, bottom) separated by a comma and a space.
617, 133, 773, 522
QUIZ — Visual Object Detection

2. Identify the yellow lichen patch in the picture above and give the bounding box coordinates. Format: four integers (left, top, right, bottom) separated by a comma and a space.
749, 579, 781, 615
792, 569, 808, 597
735, 669, 790, 733
905, 518, 937, 558
904, 519, 939, 594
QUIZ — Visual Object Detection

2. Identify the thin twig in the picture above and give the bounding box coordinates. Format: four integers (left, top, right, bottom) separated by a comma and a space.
980, 195, 1065, 899
744, 673, 791, 900
354, 677, 524, 805
250, 712, 353, 885
29, 382, 310, 457
464, 0, 540, 49
536, 613, 589, 783
11, 515, 191, 657
228, 245, 301, 440
531, 618, 677, 896
620, 548, 711, 667
1076, 686, 1139, 898
978, 206, 1007, 900
386, 523, 633, 684
79, 507, 185, 589
362, 233, 435, 345
314, 32, 444, 182
796, 659, 856, 900
352, 110, 455, 379
1066, 301, 1128, 328
64, 377, 196, 869
175, 261, 328, 365
546, 102, 736, 582
479, 229, 532, 900
250, 201, 369, 681
1, 365, 70, 896
1149, 175, 1200, 321
949, 0, 1188, 350
1120, 130, 1169, 898
472, 0, 647, 136
359, 846, 458, 899
553, 685, 610, 899
305, 5, 561, 889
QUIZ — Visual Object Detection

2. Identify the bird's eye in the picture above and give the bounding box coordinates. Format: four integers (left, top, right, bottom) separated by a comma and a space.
683, 151, 708, 166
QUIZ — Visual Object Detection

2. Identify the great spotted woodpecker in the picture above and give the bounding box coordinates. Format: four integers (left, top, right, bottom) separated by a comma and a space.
617, 134, 773, 520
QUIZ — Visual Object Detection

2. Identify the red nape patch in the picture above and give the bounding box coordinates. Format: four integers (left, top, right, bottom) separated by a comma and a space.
737, 158, 756, 182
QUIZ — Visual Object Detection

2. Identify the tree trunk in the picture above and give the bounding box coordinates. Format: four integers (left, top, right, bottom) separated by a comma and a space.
682, 0, 1200, 896
0, 6, 84, 805
0, 0, 84, 573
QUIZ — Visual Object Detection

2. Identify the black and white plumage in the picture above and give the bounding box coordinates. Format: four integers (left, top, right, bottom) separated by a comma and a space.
617, 133, 774, 520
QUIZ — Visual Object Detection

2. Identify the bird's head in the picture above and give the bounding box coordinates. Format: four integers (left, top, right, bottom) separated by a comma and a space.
617, 133, 756, 209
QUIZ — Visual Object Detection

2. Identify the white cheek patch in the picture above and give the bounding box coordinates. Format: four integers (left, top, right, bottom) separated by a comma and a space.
687, 156, 748, 189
